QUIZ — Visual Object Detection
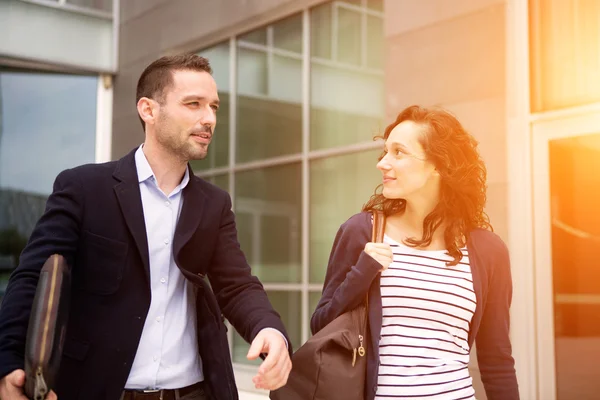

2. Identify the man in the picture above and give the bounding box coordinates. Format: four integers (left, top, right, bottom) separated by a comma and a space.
0, 54, 292, 400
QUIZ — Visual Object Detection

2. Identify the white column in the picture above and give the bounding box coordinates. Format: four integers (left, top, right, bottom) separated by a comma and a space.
95, 74, 113, 163
505, 0, 538, 399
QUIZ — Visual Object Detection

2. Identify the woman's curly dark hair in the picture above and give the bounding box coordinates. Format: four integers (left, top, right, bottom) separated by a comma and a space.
362, 105, 492, 266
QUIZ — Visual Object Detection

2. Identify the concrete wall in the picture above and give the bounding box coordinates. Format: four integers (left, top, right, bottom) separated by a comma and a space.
383, 1, 508, 397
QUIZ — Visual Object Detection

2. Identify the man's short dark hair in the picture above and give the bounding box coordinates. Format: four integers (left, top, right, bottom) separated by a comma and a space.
136, 53, 213, 128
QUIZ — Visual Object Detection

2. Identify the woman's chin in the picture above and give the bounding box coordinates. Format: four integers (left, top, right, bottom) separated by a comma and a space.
382, 188, 403, 200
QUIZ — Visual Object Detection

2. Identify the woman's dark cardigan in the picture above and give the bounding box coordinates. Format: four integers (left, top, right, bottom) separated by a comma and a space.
311, 212, 519, 400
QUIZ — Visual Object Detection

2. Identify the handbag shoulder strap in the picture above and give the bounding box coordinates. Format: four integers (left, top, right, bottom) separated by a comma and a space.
363, 210, 386, 322
372, 210, 386, 243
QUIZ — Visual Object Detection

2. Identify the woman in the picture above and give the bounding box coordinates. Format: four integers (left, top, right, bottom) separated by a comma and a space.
311, 105, 519, 400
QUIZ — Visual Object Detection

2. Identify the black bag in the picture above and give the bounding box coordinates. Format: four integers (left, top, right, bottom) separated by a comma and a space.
24, 254, 71, 400
270, 211, 386, 400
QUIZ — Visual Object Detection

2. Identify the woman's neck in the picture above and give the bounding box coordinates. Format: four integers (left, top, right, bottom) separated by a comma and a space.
386, 199, 446, 250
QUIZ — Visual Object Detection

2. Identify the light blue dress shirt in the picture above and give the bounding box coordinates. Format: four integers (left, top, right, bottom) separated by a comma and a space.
125, 146, 286, 389
125, 146, 203, 389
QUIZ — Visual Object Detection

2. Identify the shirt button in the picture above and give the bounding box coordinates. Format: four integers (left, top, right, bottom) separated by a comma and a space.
160, 277, 166, 284
165, 201, 170, 207
153, 356, 157, 362
156, 316, 162, 322
164, 238, 169, 245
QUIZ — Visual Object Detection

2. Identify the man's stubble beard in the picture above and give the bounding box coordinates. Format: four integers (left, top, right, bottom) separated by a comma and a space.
187, 142, 209, 161
156, 117, 209, 162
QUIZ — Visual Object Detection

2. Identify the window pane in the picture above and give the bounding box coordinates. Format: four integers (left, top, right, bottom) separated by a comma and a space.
236, 48, 302, 162
308, 291, 322, 337
66, 0, 112, 12
237, 48, 268, 97
549, 134, 600, 399
311, 3, 332, 59
192, 43, 230, 172
235, 164, 301, 283
0, 71, 97, 301
273, 13, 303, 54
205, 174, 229, 192
310, 2, 384, 151
232, 290, 302, 364
239, 28, 267, 45
310, 63, 384, 150
309, 291, 322, 316
309, 149, 381, 283
337, 8, 362, 66
271, 55, 302, 104
367, 15, 384, 69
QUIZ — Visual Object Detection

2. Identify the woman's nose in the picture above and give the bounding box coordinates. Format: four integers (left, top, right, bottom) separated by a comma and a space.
377, 159, 391, 171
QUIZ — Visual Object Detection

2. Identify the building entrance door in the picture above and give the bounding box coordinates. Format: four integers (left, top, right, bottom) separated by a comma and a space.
532, 109, 600, 399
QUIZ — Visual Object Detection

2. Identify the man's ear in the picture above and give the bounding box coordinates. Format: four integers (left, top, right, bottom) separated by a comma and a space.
137, 97, 157, 126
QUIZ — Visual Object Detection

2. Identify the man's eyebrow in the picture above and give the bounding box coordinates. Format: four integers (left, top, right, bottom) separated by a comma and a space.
181, 95, 220, 105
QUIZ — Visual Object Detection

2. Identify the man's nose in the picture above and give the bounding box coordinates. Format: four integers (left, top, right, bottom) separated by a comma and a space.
200, 106, 217, 126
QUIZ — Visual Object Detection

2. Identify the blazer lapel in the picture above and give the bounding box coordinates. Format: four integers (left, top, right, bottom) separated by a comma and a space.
113, 149, 151, 282
173, 168, 207, 261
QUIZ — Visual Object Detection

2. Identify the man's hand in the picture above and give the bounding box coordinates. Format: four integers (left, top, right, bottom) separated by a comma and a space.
246, 329, 292, 391
0, 369, 57, 400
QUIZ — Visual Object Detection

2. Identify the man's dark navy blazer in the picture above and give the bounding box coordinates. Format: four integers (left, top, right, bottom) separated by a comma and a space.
0, 148, 291, 400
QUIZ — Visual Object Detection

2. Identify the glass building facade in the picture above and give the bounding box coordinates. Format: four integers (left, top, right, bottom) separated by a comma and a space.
192, 0, 385, 362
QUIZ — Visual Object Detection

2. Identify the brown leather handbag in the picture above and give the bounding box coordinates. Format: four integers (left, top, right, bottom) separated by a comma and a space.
270, 211, 386, 400
24, 254, 71, 400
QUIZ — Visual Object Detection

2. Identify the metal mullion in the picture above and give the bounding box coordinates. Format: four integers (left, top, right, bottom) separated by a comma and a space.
301, 8, 311, 345
267, 25, 274, 97
361, 0, 368, 67
112, 0, 119, 71
311, 55, 384, 76
228, 37, 237, 208
233, 153, 304, 172
194, 166, 229, 179
263, 283, 306, 291
308, 139, 382, 161
237, 41, 269, 52
336, 1, 384, 18
308, 283, 325, 291
196, 154, 303, 177
332, 2, 338, 62
226, 36, 237, 354
238, 41, 302, 61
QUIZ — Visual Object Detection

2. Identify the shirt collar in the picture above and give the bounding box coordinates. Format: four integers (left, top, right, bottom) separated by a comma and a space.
134, 145, 191, 190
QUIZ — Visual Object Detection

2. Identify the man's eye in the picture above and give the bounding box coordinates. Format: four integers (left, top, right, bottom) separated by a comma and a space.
211, 105, 219, 112
189, 102, 200, 106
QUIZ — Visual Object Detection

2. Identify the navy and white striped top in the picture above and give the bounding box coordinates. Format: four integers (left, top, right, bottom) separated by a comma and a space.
375, 235, 477, 400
